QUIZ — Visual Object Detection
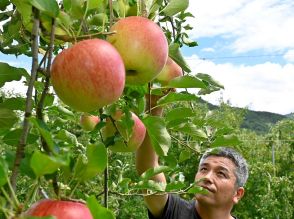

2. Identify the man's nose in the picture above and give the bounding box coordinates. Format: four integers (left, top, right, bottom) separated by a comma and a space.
203, 171, 213, 183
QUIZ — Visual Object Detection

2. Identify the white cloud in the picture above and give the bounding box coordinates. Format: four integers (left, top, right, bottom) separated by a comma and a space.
283, 49, 294, 62
186, 55, 294, 115
188, 0, 294, 53
0, 58, 30, 96
201, 47, 215, 53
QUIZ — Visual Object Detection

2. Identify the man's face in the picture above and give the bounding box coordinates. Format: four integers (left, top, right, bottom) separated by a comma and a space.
195, 156, 243, 208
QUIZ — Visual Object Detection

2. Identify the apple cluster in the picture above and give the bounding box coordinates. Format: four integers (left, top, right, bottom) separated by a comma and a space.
51, 16, 183, 153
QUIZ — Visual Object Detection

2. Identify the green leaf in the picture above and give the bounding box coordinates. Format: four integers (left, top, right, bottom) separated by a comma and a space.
0, 159, 8, 187
20, 154, 36, 178
166, 118, 190, 129
132, 180, 165, 192
0, 0, 9, 11
157, 92, 199, 106
179, 150, 191, 162
11, 0, 32, 31
198, 85, 221, 95
87, 195, 115, 219
76, 143, 108, 181
165, 107, 194, 122
86, 143, 107, 173
169, 43, 191, 73
187, 185, 207, 194
29, 118, 57, 152
182, 35, 198, 47
3, 129, 38, 146
71, 0, 86, 19
167, 75, 207, 89
211, 134, 241, 147
196, 73, 224, 89
162, 0, 189, 16
30, 151, 69, 177
0, 62, 27, 88
29, 0, 59, 18
55, 129, 78, 146
171, 123, 207, 139
143, 116, 171, 156
0, 97, 26, 111
0, 107, 18, 130
140, 166, 170, 180
87, 0, 107, 10
165, 181, 186, 192
56, 105, 75, 118
161, 154, 177, 168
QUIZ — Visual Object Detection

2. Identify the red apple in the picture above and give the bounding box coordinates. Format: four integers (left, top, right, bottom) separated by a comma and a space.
80, 113, 100, 131
107, 16, 168, 85
102, 111, 146, 152
25, 199, 93, 219
155, 57, 183, 85
51, 39, 125, 112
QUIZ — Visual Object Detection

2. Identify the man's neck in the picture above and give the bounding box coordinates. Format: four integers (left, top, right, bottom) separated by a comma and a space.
195, 201, 234, 219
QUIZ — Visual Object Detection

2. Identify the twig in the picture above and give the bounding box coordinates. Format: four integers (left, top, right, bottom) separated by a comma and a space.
36, 19, 60, 198
170, 135, 199, 153
50, 31, 116, 42
104, 162, 109, 208
109, 0, 114, 27
10, 7, 40, 191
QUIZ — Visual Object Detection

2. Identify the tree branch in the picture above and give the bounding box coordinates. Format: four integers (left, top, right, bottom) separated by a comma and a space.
10, 7, 40, 191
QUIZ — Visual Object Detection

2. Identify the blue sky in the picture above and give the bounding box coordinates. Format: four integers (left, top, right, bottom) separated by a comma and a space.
1, 0, 294, 115
182, 0, 294, 115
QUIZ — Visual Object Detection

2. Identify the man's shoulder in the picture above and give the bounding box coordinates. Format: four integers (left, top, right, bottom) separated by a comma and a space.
163, 194, 199, 219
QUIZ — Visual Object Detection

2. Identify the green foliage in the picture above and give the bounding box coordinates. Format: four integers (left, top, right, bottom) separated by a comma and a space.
0, 0, 293, 218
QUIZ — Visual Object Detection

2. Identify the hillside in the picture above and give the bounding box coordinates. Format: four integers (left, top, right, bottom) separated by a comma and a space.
200, 99, 290, 134
241, 110, 287, 134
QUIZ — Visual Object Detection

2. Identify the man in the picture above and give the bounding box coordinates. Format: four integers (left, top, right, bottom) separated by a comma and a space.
136, 94, 249, 219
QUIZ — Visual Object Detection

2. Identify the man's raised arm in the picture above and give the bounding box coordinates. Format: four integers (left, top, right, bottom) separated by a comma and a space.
135, 94, 168, 218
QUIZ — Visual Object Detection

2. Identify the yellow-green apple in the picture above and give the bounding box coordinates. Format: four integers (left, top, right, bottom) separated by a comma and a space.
25, 199, 93, 219
155, 57, 183, 85
51, 39, 125, 112
107, 16, 168, 85
102, 111, 146, 152
80, 113, 100, 131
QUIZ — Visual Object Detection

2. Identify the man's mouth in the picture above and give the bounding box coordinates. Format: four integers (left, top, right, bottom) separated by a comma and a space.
200, 185, 215, 193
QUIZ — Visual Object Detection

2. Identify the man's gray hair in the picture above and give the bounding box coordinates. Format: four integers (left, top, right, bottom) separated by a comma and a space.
199, 147, 249, 187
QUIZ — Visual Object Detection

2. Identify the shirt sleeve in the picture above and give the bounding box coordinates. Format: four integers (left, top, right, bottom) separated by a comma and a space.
148, 195, 189, 219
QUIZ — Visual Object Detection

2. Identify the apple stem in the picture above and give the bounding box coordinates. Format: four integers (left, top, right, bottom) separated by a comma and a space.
109, 0, 114, 27
109, 116, 128, 147
10, 7, 40, 192
148, 82, 152, 113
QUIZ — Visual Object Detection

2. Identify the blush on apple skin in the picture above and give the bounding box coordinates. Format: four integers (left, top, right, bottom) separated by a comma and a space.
51, 39, 125, 112
155, 57, 183, 86
107, 16, 168, 85
102, 111, 146, 152
80, 113, 100, 131
25, 199, 93, 219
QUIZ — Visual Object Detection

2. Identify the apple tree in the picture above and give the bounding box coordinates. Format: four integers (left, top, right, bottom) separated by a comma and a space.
0, 0, 235, 218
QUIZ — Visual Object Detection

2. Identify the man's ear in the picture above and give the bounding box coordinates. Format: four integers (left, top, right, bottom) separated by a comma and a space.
233, 187, 245, 204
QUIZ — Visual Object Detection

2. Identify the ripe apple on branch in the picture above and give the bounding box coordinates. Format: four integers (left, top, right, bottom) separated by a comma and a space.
107, 16, 168, 85
25, 199, 93, 219
51, 39, 125, 112
80, 113, 100, 131
102, 110, 146, 153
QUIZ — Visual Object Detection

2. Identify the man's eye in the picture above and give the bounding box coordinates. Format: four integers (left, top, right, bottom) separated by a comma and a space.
217, 172, 226, 177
